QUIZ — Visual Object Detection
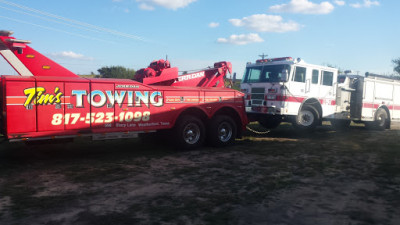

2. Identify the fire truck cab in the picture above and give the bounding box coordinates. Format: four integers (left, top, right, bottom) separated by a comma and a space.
241, 57, 338, 130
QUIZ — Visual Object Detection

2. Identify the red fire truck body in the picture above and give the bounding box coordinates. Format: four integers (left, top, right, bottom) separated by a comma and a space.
0, 31, 247, 148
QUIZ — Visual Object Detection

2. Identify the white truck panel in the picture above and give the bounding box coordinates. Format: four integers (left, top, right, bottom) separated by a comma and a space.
375, 82, 393, 100
364, 81, 375, 103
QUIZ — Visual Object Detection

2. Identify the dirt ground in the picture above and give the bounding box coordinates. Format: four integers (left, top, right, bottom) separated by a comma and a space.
1, 123, 400, 225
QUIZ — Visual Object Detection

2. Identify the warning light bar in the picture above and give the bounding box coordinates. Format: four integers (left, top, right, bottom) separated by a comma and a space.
256, 57, 293, 64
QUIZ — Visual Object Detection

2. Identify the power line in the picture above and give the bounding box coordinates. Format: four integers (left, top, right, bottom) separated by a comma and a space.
0, 0, 147, 42
0, 15, 115, 44
0, 5, 109, 36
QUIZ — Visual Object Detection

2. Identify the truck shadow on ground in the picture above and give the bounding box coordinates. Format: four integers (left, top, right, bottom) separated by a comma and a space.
242, 122, 400, 146
245, 123, 363, 138
0, 123, 398, 162
0, 137, 177, 162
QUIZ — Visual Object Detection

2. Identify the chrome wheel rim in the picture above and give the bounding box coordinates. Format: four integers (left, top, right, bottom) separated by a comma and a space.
298, 110, 314, 127
183, 123, 200, 144
218, 122, 233, 143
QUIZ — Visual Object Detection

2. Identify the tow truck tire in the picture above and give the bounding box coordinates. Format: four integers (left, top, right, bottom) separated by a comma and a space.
294, 106, 319, 131
207, 115, 237, 147
173, 115, 205, 149
367, 108, 388, 131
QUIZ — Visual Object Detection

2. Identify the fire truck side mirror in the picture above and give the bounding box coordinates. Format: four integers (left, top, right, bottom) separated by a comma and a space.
281, 69, 288, 81
232, 72, 237, 84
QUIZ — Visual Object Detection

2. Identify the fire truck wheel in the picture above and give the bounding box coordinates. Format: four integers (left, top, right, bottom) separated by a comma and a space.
294, 106, 319, 131
368, 108, 388, 131
207, 115, 237, 147
173, 115, 205, 149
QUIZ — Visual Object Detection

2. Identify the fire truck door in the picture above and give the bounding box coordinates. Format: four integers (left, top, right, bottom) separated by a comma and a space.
289, 66, 307, 99
309, 69, 320, 98
319, 71, 336, 115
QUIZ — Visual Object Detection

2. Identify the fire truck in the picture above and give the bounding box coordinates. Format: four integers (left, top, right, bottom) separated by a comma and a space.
335, 71, 400, 130
0, 30, 248, 148
240, 57, 400, 130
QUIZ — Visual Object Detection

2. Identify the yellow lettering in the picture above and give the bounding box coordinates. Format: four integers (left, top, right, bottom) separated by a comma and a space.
54, 87, 62, 104
55, 92, 63, 104
23, 87, 36, 107
35, 87, 45, 105
38, 94, 55, 105
23, 87, 63, 106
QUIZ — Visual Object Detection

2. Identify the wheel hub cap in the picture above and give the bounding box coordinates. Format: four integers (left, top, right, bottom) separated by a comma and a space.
218, 122, 232, 142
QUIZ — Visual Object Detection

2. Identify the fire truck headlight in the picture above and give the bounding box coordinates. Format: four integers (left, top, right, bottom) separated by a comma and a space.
267, 95, 277, 100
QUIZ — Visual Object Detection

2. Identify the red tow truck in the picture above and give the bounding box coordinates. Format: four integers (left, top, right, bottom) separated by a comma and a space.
0, 30, 247, 148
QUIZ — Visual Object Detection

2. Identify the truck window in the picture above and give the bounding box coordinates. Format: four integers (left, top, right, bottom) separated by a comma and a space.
322, 71, 333, 86
312, 69, 319, 84
242, 65, 291, 83
243, 66, 263, 83
293, 66, 306, 83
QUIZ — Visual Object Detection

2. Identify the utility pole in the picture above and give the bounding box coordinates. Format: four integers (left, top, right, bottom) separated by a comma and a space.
259, 53, 268, 60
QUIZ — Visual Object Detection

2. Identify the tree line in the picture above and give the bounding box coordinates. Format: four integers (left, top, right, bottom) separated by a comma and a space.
393, 58, 400, 75
84, 59, 400, 79
96, 66, 136, 79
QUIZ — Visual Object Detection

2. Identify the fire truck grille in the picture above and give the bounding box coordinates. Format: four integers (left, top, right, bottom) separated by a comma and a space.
252, 100, 263, 105
251, 88, 265, 100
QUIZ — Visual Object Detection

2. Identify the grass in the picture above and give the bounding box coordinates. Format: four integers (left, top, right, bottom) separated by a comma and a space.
0, 182, 79, 219
1, 124, 400, 224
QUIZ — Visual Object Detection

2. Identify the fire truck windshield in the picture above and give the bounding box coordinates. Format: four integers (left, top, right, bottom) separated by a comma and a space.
242, 65, 291, 83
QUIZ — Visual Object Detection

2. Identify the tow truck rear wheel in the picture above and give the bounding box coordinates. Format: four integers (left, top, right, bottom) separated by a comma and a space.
293, 106, 319, 131
173, 115, 205, 149
207, 115, 237, 147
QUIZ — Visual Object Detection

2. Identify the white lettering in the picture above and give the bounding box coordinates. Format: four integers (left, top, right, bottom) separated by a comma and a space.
72, 90, 87, 108
89, 90, 107, 108
178, 71, 205, 82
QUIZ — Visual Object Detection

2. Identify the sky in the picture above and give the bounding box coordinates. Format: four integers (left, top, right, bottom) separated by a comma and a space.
0, 0, 399, 78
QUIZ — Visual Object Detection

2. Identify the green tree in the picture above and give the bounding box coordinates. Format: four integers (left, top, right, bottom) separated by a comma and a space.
97, 66, 135, 79
393, 58, 400, 74
323, 63, 344, 74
